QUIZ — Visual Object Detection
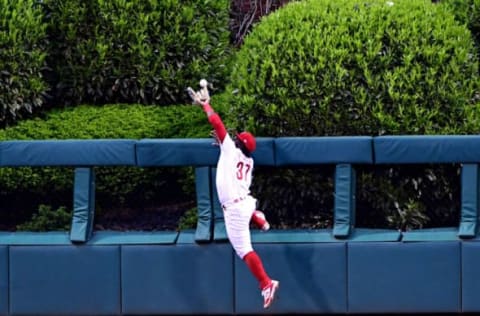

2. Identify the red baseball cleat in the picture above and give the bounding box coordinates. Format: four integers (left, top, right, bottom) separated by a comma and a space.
261, 280, 279, 308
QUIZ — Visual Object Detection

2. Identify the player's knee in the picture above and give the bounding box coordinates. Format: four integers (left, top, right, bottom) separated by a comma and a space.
235, 246, 253, 259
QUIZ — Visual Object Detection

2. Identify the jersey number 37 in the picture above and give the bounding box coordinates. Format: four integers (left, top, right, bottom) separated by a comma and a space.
236, 162, 251, 180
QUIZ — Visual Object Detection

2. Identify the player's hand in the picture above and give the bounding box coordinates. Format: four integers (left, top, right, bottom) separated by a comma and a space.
186, 87, 203, 105
198, 80, 210, 104
187, 79, 210, 105
210, 129, 220, 146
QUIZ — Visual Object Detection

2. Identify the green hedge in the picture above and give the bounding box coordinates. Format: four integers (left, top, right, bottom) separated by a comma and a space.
228, 0, 480, 136
43, 0, 232, 107
0, 0, 49, 126
439, 0, 480, 49
225, 0, 480, 230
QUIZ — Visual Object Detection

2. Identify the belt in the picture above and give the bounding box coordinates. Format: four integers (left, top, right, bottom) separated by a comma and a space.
222, 196, 246, 209
231, 196, 246, 204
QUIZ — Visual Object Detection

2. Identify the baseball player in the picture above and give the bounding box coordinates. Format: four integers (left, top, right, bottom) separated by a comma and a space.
187, 80, 279, 309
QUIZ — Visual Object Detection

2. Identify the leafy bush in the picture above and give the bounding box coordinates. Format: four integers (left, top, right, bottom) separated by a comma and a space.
177, 207, 198, 230
0, 0, 49, 126
229, 0, 479, 136
43, 0, 232, 107
16, 204, 71, 231
226, 0, 480, 230
438, 0, 480, 48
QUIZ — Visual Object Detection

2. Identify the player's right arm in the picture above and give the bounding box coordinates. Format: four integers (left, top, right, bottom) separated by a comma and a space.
202, 103, 227, 143
187, 84, 227, 143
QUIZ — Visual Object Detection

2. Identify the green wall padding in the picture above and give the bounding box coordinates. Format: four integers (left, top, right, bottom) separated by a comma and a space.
211, 168, 227, 241
136, 139, 218, 166
9, 246, 121, 315
70, 168, 95, 243
235, 243, 347, 314
88, 231, 178, 245
0, 139, 136, 166
334, 164, 355, 238
194, 167, 213, 242
373, 135, 480, 163
121, 244, 234, 314
337, 228, 401, 242
459, 164, 479, 238
0, 246, 7, 316
348, 242, 461, 313
403, 228, 460, 241
251, 229, 337, 243
275, 137, 373, 165
462, 242, 480, 312
0, 232, 71, 245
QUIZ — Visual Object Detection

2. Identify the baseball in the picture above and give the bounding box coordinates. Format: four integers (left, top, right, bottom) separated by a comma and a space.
199, 79, 208, 88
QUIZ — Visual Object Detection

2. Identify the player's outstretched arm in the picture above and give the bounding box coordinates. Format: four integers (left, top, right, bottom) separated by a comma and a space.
187, 79, 227, 142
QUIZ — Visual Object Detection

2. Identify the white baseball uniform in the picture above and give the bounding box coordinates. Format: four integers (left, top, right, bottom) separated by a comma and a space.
217, 133, 257, 258
199, 101, 278, 307
199, 102, 257, 258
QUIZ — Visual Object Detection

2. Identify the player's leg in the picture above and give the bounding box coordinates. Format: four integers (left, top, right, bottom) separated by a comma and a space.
250, 210, 270, 231
261, 279, 279, 309
242, 250, 279, 308
224, 200, 278, 308
224, 203, 265, 284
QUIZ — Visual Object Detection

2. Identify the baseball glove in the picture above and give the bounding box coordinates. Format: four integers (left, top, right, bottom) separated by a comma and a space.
187, 79, 210, 105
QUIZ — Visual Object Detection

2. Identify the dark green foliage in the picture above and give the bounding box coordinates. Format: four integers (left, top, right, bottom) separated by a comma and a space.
0, 0, 49, 126
438, 0, 480, 48
226, 0, 480, 230
1, 103, 211, 139
177, 207, 198, 230
16, 204, 72, 231
229, 0, 480, 136
43, 0, 232, 107
252, 166, 335, 229
355, 164, 460, 230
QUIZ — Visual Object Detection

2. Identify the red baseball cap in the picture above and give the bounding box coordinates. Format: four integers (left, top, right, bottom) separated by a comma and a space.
236, 131, 256, 153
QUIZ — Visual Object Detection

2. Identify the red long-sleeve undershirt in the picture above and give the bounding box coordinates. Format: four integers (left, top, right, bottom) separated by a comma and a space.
202, 103, 227, 143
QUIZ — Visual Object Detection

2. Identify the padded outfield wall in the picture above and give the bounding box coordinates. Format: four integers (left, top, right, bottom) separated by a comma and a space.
0, 136, 479, 315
